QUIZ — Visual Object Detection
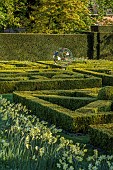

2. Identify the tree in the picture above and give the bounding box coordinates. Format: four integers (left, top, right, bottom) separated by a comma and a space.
1, 0, 113, 33
89, 0, 113, 16
27, 0, 92, 34
89, 0, 113, 25
0, 0, 27, 31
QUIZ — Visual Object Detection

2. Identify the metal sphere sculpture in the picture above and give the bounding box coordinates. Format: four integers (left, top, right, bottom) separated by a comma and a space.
53, 48, 74, 67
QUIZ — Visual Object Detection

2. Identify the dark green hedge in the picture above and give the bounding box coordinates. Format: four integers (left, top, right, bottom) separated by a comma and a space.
98, 86, 113, 100
0, 77, 102, 94
0, 29, 113, 61
0, 77, 29, 81
91, 25, 113, 33
13, 92, 78, 132
84, 25, 113, 60
0, 34, 88, 61
36, 95, 96, 111
32, 88, 99, 98
13, 92, 113, 133
73, 68, 113, 86
88, 123, 113, 154
99, 33, 113, 60
37, 70, 86, 78
76, 100, 112, 113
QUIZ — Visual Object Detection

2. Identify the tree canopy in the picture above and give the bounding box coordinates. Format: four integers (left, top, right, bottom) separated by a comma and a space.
27, 0, 92, 33
0, 0, 113, 33
0, 0, 27, 31
90, 0, 113, 16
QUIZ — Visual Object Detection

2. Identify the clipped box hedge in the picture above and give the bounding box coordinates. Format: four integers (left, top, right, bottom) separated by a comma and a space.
35, 94, 96, 111
37, 70, 87, 79
0, 77, 29, 81
88, 123, 113, 154
0, 27, 113, 61
0, 33, 88, 61
91, 25, 113, 33
32, 87, 100, 98
98, 86, 113, 100
73, 68, 113, 86
0, 77, 102, 94
99, 33, 113, 60
13, 92, 79, 132
76, 100, 112, 113
13, 92, 113, 133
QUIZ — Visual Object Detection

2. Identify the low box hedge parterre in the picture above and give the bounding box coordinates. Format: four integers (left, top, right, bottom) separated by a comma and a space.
34, 94, 96, 111
73, 68, 113, 86
0, 77, 102, 94
13, 92, 113, 133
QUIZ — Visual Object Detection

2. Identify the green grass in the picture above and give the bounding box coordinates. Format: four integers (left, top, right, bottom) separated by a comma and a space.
0, 93, 13, 102
60, 131, 90, 144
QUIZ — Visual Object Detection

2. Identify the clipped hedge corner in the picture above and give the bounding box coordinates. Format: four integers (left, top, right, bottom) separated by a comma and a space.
98, 86, 113, 100
88, 123, 113, 154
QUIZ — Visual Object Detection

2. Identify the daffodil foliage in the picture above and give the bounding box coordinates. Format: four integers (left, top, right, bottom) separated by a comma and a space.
1, 97, 113, 169
28, 0, 92, 33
